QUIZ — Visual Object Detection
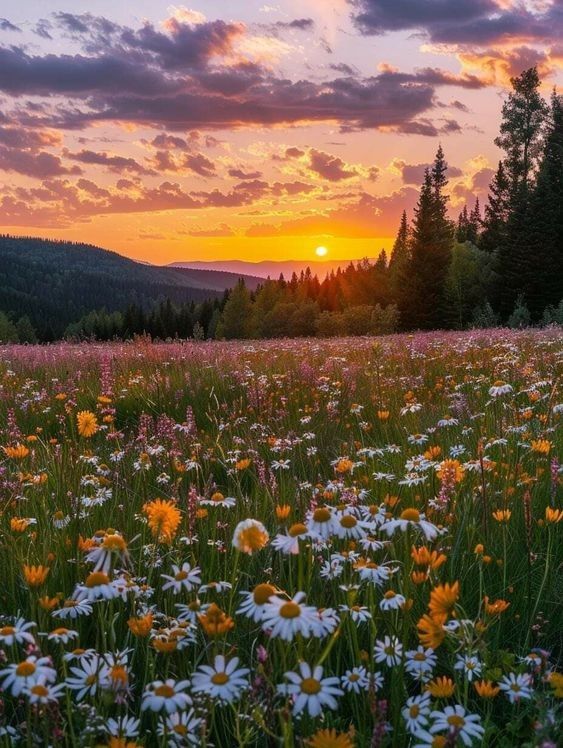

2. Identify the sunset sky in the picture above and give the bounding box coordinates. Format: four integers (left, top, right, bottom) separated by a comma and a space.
0, 1, 562, 264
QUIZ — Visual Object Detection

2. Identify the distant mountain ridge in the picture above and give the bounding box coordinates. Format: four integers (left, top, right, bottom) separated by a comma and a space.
169, 258, 375, 280
0, 235, 260, 338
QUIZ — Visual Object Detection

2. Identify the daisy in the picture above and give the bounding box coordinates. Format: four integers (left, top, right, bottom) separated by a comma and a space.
46, 627, 79, 645
374, 635, 403, 667
381, 508, 439, 541
339, 604, 372, 624
334, 511, 372, 540
261, 592, 319, 641
25, 681, 66, 705
313, 607, 340, 637
73, 572, 119, 602
85, 533, 128, 574
489, 380, 513, 397
158, 709, 202, 746
232, 518, 269, 554
499, 672, 533, 703
277, 662, 342, 717
402, 692, 431, 735
355, 561, 394, 587
306, 506, 338, 540
142, 678, 192, 713
161, 563, 202, 594
0, 617, 36, 647
237, 583, 279, 622
105, 716, 140, 739
66, 656, 110, 700
379, 590, 406, 611
405, 647, 437, 680
429, 705, 485, 745
271, 522, 308, 555
200, 492, 236, 508
0, 656, 57, 697
52, 599, 94, 620
454, 654, 482, 682
341, 666, 370, 693
191, 655, 249, 703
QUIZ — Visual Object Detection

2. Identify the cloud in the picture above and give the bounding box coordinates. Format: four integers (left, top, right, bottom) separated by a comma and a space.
65, 149, 155, 175
0, 146, 81, 178
309, 149, 359, 181
0, 18, 20, 32
392, 159, 462, 184
0, 13, 486, 133
349, 0, 562, 47
228, 168, 263, 179
246, 187, 419, 237
185, 223, 236, 237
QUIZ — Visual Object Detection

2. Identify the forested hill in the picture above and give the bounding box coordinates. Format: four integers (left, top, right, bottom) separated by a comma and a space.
0, 235, 258, 339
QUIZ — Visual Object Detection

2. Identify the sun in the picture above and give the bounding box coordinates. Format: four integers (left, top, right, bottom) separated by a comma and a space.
315, 246, 328, 258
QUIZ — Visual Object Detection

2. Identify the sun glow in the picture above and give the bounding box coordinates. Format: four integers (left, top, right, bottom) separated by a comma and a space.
315, 246, 328, 258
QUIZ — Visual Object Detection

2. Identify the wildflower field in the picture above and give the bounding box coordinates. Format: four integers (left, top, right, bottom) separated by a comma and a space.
0, 329, 562, 747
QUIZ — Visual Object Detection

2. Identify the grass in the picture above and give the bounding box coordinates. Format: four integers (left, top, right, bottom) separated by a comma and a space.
0, 329, 561, 746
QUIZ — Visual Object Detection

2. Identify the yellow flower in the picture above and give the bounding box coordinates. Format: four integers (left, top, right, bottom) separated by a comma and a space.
436, 459, 465, 483
417, 614, 446, 649
38, 595, 59, 611
483, 596, 510, 615
474, 680, 500, 698
127, 613, 153, 637
424, 445, 442, 460
377, 410, 390, 421
549, 672, 563, 698
3, 443, 29, 460
492, 509, 511, 523
426, 676, 455, 698
428, 582, 459, 623
335, 458, 354, 474
307, 728, 354, 748
143, 499, 181, 544
22, 564, 50, 587
198, 603, 234, 637
10, 517, 31, 532
235, 457, 251, 470
77, 410, 98, 438
232, 519, 269, 554
530, 439, 551, 454
545, 507, 563, 524
411, 546, 447, 570
275, 504, 291, 520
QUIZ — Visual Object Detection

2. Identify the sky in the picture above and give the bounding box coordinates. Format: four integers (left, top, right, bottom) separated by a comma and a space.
0, 1, 561, 265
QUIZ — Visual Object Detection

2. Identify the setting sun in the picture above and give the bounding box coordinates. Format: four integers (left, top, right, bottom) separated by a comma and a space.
315, 246, 328, 258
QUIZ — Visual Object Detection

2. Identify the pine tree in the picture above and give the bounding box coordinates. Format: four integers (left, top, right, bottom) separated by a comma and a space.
388, 210, 409, 295
399, 152, 454, 330
494, 67, 549, 316
480, 162, 510, 253
467, 199, 480, 245
219, 280, 254, 339
456, 206, 469, 243
524, 90, 563, 316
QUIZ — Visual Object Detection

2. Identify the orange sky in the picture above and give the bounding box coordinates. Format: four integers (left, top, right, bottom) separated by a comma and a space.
0, 1, 561, 264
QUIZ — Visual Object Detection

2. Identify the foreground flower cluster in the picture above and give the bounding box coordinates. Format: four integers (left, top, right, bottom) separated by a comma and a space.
0, 329, 561, 746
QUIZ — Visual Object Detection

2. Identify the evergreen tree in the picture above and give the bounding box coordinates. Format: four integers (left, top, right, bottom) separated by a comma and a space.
524, 90, 563, 316
480, 162, 510, 253
467, 199, 480, 245
388, 210, 409, 292
218, 280, 254, 339
399, 148, 454, 330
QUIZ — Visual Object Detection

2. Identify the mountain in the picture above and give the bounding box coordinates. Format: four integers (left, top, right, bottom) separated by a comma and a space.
169, 258, 376, 280
0, 235, 259, 338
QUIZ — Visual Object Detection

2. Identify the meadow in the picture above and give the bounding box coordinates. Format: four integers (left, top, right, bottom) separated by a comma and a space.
0, 329, 561, 747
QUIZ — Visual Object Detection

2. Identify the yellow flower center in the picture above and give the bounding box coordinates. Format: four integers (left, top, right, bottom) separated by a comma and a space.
154, 684, 175, 697
447, 715, 465, 728
30, 685, 49, 697
289, 522, 307, 537
175, 571, 189, 581
300, 678, 321, 695
16, 662, 36, 677
312, 507, 331, 523
253, 583, 276, 605
280, 602, 301, 619
340, 515, 357, 529
0, 626, 15, 636
85, 571, 110, 587
211, 672, 229, 685
400, 508, 420, 522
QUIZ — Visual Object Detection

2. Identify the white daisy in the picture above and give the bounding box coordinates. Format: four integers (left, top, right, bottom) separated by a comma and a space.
277, 662, 342, 717
191, 655, 249, 703
374, 635, 403, 667
429, 704, 485, 745
261, 592, 319, 641
141, 678, 192, 713
161, 563, 202, 594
